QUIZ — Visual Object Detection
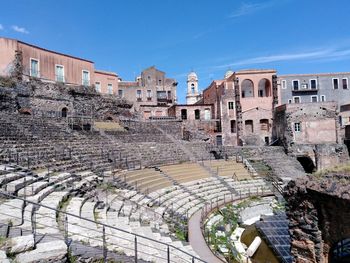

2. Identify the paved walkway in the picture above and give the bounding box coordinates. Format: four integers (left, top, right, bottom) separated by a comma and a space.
188, 209, 223, 263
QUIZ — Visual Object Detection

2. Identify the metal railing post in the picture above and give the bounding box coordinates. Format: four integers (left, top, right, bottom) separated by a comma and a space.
64, 214, 69, 245
167, 245, 170, 263
134, 235, 138, 263
103, 226, 107, 263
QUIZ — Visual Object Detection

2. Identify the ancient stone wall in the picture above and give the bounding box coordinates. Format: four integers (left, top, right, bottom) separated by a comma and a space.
285, 175, 350, 263
0, 76, 133, 119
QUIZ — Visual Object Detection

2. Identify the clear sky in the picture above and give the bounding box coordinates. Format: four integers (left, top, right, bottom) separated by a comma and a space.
1, 0, 350, 103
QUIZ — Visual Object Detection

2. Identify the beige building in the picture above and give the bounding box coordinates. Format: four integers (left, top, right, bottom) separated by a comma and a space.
118, 66, 177, 118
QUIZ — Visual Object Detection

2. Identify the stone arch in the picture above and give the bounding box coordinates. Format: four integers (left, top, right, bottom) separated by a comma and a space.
241, 79, 254, 98
61, 107, 68, 118
329, 238, 350, 263
258, 78, 271, 97
297, 156, 316, 173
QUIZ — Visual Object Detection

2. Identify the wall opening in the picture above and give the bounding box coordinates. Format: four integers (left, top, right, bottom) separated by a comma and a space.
61, 107, 68, 118
194, 109, 200, 120
258, 78, 271, 97
181, 109, 187, 120
297, 156, 316, 173
216, 135, 223, 146
241, 79, 254, 98
245, 120, 254, 134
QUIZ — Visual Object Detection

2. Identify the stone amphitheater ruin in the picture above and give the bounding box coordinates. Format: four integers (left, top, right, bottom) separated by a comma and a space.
0, 75, 350, 263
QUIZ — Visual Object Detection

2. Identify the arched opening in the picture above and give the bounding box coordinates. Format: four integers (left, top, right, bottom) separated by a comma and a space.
329, 238, 350, 263
61, 107, 68, 118
106, 116, 113, 121
181, 109, 187, 120
245, 120, 254, 134
260, 119, 269, 132
258, 78, 271, 97
297, 156, 316, 173
241, 79, 254, 98
21, 111, 31, 115
191, 83, 195, 94
194, 109, 200, 120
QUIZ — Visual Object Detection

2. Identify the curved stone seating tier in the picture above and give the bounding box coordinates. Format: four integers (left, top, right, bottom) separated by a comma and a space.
203, 159, 252, 179
144, 176, 272, 220
158, 163, 210, 184
117, 168, 173, 193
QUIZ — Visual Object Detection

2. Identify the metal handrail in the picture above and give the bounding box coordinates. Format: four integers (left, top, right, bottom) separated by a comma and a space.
0, 191, 206, 262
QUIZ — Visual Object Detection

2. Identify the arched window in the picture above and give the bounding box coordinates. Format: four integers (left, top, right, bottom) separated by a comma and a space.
241, 79, 254, 98
61, 107, 68, 118
258, 78, 271, 97
191, 83, 195, 94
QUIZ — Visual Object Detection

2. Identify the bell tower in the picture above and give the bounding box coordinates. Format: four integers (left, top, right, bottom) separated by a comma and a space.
186, 71, 199, 104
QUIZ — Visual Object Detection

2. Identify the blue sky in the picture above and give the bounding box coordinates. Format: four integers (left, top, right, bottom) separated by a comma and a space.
1, 0, 350, 103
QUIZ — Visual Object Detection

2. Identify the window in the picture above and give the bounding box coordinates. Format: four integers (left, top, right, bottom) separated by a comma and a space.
181, 109, 187, 120
228, 101, 234, 110
107, 84, 113, 94
320, 95, 326, 102
95, 82, 101, 93
204, 109, 211, 120
230, 120, 236, 133
281, 80, 287, 89
147, 90, 152, 101
118, 89, 124, 98
311, 96, 318, 102
333, 78, 339, 89
310, 79, 317, 89
288, 99, 292, 104
194, 109, 200, 120
30, 58, 39, 77
292, 80, 299, 91
167, 90, 172, 99
293, 96, 300, 103
260, 119, 269, 131
191, 83, 195, 94
82, 70, 90, 86
136, 90, 142, 100
55, 65, 64, 82
343, 78, 348, 89
294, 123, 301, 132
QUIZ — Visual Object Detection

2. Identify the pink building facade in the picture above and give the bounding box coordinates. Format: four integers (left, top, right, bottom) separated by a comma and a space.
0, 37, 117, 92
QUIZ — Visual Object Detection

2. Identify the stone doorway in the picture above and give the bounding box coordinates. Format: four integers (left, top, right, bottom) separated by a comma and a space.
297, 156, 316, 173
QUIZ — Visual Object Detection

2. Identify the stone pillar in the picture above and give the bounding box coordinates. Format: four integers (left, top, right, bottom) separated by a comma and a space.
272, 74, 278, 109
13, 50, 23, 81
234, 75, 243, 146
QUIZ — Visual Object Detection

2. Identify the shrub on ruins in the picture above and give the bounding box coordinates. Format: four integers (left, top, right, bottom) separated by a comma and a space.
0, 76, 17, 88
